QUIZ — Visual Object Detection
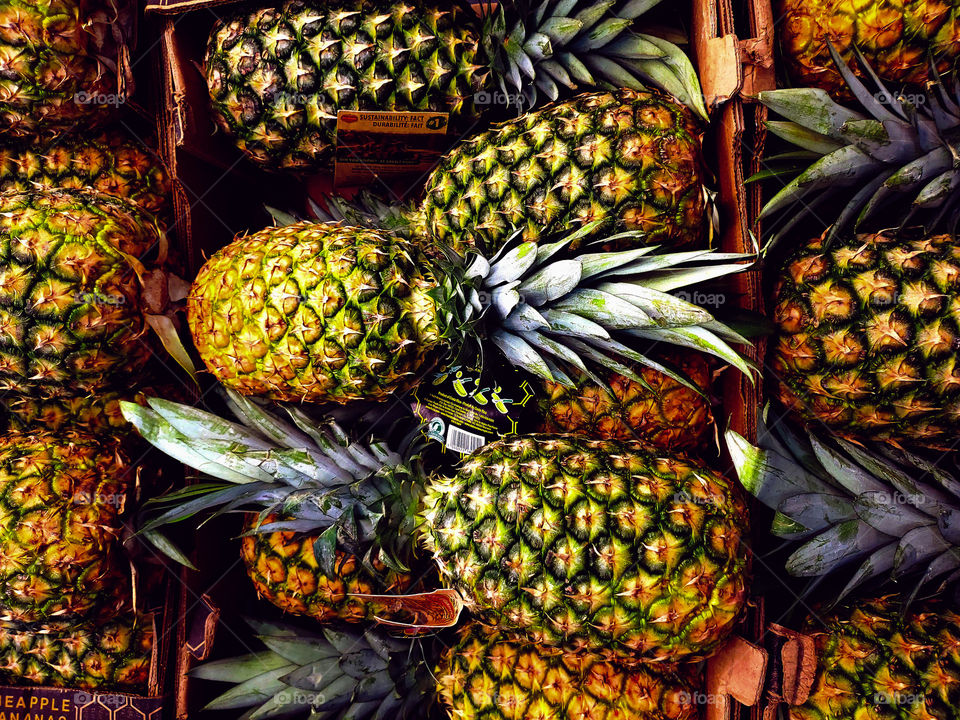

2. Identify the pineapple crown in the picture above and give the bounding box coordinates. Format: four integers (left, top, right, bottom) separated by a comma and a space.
725, 405, 960, 608
755, 43, 960, 247
431, 220, 757, 394
121, 391, 424, 578
193, 618, 435, 720
477, 0, 708, 120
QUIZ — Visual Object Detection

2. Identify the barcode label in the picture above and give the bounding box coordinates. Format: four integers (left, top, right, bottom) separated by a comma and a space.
446, 425, 485, 454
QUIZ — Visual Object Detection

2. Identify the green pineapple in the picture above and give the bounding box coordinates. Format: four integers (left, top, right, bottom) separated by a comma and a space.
0, 1, 128, 138
410, 89, 711, 254
1, 388, 161, 434
0, 188, 167, 399
0, 429, 134, 624
0, 132, 170, 217
0, 616, 152, 692
204, 0, 706, 173
770, 230, 960, 447
793, 597, 960, 720
777, 0, 960, 98
240, 513, 419, 623
187, 219, 752, 405
538, 352, 712, 448
420, 434, 749, 659
331, 89, 713, 254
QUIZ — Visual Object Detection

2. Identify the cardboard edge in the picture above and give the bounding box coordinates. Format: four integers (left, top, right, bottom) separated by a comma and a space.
157, 17, 198, 269
692, 0, 741, 110
741, 0, 777, 98
706, 634, 769, 718
768, 624, 818, 707
710, 0, 772, 716
693, 0, 776, 109
176, 592, 221, 719
187, 595, 220, 662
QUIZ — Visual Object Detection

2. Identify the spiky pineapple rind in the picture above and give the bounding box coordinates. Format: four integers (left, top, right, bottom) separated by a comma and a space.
0, 430, 134, 624
416, 89, 709, 255
420, 434, 751, 661
772, 231, 960, 446
204, 1, 705, 173
794, 597, 960, 720
0, 616, 153, 692
0, 188, 165, 398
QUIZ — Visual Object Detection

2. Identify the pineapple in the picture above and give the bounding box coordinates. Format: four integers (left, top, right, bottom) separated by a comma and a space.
0, 1, 126, 138
0, 616, 153, 692
0, 188, 166, 399
134, 395, 426, 626
440, 625, 698, 720
189, 222, 440, 403
727, 405, 960, 603
777, 0, 960, 97
420, 434, 749, 660
188, 219, 752, 406
125, 393, 750, 662
196, 618, 700, 720
411, 89, 710, 254
793, 597, 960, 720
539, 353, 712, 448
2, 388, 158, 434
0, 132, 170, 217
770, 230, 960, 447
241, 514, 416, 623
756, 50, 960, 244
0, 429, 134, 624
204, 0, 707, 173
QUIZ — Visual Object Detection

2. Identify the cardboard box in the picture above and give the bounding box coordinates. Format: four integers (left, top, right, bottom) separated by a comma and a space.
150, 1, 775, 716
0, 576, 178, 720
694, 0, 774, 446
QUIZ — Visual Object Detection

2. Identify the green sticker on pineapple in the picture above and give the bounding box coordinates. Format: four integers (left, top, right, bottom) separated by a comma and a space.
412, 358, 535, 457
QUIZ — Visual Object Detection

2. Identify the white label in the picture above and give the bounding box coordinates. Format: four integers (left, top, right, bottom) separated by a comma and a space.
445, 425, 485, 455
